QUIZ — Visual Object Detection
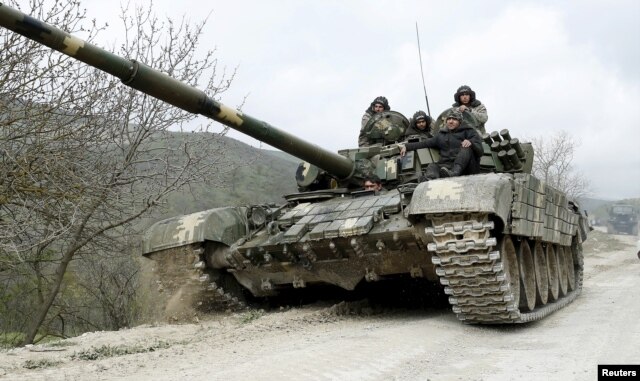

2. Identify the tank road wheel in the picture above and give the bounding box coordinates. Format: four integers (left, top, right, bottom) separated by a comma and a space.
564, 245, 576, 292
516, 239, 536, 312
499, 235, 520, 308
533, 241, 548, 306
556, 245, 568, 297
546, 244, 560, 302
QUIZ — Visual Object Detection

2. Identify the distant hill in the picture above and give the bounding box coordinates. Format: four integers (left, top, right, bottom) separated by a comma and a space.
263, 149, 303, 166
578, 197, 611, 214
158, 133, 300, 219
1, 94, 301, 226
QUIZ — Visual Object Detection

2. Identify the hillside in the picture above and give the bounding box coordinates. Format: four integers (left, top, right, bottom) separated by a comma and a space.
157, 133, 300, 219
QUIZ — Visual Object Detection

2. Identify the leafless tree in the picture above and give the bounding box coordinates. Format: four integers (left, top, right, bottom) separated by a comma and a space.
0, 0, 238, 345
530, 130, 591, 200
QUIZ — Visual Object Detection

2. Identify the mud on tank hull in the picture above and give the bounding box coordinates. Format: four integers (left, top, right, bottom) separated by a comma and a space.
143, 173, 590, 324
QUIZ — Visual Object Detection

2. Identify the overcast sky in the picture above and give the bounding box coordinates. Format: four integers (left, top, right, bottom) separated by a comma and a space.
78, 0, 639, 200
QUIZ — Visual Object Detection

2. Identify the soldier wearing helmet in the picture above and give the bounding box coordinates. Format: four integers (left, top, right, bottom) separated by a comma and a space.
359, 96, 390, 147
453, 85, 488, 133
398, 108, 483, 181
404, 110, 435, 139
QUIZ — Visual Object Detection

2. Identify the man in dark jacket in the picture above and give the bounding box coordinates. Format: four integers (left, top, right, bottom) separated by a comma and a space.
398, 109, 483, 180
403, 110, 434, 139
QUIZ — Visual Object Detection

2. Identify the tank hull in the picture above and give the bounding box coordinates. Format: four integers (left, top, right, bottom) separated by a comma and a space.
143, 173, 589, 323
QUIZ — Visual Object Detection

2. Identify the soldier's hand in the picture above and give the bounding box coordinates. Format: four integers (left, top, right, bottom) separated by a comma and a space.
459, 105, 468, 112
461, 139, 471, 148
398, 143, 406, 157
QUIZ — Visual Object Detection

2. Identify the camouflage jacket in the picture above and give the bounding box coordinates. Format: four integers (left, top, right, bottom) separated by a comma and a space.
359, 112, 374, 146
452, 99, 488, 133
405, 123, 483, 165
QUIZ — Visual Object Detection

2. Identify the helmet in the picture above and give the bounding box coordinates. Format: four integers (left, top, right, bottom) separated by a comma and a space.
454, 85, 476, 103
446, 109, 463, 121
412, 110, 429, 122
369, 96, 390, 112
412, 110, 431, 129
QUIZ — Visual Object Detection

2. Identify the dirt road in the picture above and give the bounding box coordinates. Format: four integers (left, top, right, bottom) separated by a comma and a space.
1, 231, 638, 381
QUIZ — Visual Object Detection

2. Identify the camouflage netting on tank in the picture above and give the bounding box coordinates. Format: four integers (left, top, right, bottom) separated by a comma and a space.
511, 174, 578, 246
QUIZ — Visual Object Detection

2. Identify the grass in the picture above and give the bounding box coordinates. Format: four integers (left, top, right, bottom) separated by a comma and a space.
0, 332, 24, 349
239, 309, 264, 324
23, 359, 62, 369
44, 340, 75, 348
71, 341, 171, 361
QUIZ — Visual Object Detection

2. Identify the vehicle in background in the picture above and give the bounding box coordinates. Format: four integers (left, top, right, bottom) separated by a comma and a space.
606, 204, 639, 235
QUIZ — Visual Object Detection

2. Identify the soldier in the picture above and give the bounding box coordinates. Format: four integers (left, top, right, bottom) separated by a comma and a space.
363, 175, 383, 192
398, 109, 483, 181
404, 110, 434, 139
453, 85, 488, 133
359, 96, 390, 147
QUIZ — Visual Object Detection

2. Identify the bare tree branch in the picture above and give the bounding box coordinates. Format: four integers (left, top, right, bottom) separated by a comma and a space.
0, 0, 239, 345
530, 130, 591, 200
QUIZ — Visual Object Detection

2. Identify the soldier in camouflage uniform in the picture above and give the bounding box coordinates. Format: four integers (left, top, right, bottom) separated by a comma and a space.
359, 96, 390, 147
453, 85, 488, 134
403, 110, 434, 139
398, 109, 483, 181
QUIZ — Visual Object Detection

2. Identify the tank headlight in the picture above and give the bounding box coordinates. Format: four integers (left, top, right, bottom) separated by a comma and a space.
250, 207, 267, 226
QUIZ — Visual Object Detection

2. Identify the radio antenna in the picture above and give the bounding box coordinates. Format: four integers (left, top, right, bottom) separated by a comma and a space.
415, 22, 431, 116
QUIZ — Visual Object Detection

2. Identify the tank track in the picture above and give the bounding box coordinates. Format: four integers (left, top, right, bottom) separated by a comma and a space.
146, 244, 248, 313
426, 213, 584, 323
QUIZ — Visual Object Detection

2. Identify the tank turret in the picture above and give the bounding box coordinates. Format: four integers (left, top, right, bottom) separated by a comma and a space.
1, 4, 590, 325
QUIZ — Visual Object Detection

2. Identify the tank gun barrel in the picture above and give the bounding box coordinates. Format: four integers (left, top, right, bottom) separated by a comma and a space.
0, 4, 354, 179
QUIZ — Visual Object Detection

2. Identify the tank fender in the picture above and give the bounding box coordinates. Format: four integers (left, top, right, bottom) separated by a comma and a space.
142, 207, 248, 255
407, 173, 513, 230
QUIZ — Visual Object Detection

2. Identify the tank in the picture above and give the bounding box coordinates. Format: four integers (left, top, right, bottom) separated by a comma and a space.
606, 204, 639, 235
0, 4, 591, 324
